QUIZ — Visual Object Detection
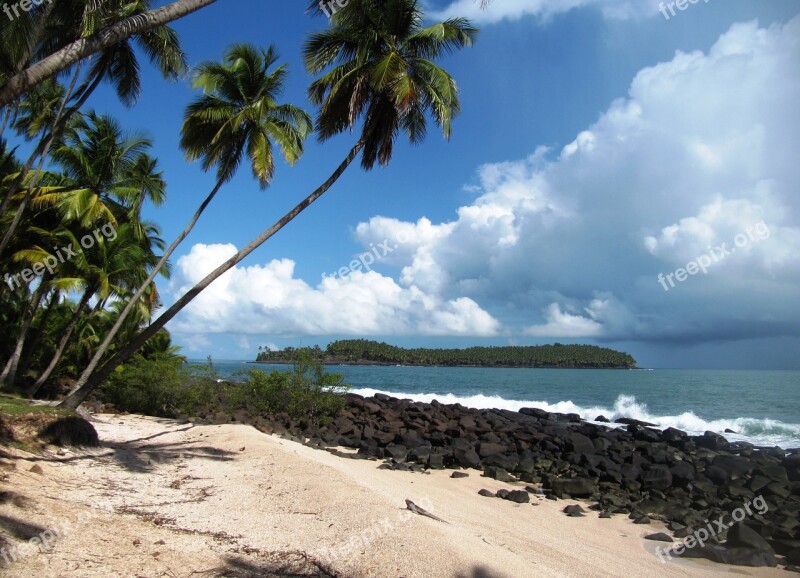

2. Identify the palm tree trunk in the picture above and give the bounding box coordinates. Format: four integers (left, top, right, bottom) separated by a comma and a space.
16, 288, 60, 378
28, 289, 92, 396
1, 275, 52, 386
0, 105, 14, 138
0, 0, 217, 107
60, 141, 364, 408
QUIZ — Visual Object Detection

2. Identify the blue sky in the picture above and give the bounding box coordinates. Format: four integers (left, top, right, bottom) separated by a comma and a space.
24, 0, 800, 368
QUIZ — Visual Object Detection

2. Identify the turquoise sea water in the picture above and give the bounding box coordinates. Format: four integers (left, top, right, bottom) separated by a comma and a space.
196, 362, 800, 449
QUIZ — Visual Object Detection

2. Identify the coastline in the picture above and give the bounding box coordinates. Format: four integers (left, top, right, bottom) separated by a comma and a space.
249, 360, 637, 369
1, 411, 793, 577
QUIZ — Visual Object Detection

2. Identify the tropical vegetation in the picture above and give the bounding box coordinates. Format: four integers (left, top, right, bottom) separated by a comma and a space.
256, 339, 638, 369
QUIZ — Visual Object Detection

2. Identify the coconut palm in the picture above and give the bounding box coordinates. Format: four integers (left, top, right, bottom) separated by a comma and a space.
60, 0, 476, 408
29, 221, 166, 395
63, 43, 311, 403
0, 0, 186, 256
0, 0, 213, 106
0, 113, 165, 387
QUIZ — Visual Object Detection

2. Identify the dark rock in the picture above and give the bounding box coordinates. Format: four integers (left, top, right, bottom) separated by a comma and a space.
551, 477, 595, 498
503, 490, 530, 504
595, 415, 610, 423
645, 533, 673, 542
669, 461, 695, 485
385, 444, 408, 463
712, 455, 755, 479
566, 433, 595, 455
519, 407, 550, 420
705, 465, 730, 485
726, 523, 775, 555
453, 446, 481, 469
642, 465, 673, 491
694, 431, 730, 452
427, 453, 445, 469
563, 504, 585, 515
482, 453, 519, 471
615, 417, 657, 427
788, 547, 800, 566
679, 544, 777, 567
660, 427, 687, 443
451, 471, 469, 479
478, 442, 508, 458
483, 466, 514, 482
633, 516, 651, 524
496, 489, 510, 499
478, 489, 496, 498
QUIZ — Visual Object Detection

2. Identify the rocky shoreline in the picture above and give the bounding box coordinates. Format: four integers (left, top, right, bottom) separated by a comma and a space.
184, 392, 799, 571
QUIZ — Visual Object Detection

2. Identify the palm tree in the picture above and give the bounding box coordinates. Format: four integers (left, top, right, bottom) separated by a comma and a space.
0, 0, 214, 106
1, 112, 164, 387
29, 221, 166, 395
64, 43, 311, 403
60, 0, 476, 408
0, 0, 186, 256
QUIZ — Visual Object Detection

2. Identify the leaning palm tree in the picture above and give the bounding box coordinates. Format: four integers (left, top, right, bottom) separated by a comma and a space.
60, 0, 476, 408
63, 43, 311, 403
0, 0, 214, 106
0, 0, 187, 256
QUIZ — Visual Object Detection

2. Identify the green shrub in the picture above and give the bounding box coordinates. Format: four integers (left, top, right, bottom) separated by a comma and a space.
232, 352, 349, 423
102, 352, 348, 423
102, 354, 220, 417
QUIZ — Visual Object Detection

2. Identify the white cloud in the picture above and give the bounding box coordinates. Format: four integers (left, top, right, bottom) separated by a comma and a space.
166, 243, 500, 338
353, 17, 800, 343
429, 0, 663, 25
524, 303, 602, 338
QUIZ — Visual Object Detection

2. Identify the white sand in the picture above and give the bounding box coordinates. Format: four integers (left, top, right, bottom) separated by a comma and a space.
0, 413, 787, 577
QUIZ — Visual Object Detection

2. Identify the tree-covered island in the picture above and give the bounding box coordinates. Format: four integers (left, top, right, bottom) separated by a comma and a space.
255, 339, 637, 369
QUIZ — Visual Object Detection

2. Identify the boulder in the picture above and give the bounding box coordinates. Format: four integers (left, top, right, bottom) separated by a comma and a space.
503, 490, 530, 504
551, 477, 595, 498
642, 465, 673, 491
645, 533, 673, 542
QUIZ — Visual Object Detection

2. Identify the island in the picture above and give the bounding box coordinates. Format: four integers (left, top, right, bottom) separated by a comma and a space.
254, 339, 637, 369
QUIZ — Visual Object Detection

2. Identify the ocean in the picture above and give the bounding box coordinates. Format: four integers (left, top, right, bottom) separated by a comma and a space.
194, 361, 800, 450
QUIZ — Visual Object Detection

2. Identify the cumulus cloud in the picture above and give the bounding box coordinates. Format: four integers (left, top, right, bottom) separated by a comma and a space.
353, 18, 800, 343
429, 0, 663, 24
166, 243, 500, 337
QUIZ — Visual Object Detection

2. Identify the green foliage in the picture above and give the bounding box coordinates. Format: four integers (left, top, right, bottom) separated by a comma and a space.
232, 351, 349, 423
102, 352, 349, 423
102, 354, 220, 418
256, 339, 637, 369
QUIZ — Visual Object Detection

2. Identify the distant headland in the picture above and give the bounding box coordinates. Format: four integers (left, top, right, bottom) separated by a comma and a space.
254, 339, 637, 369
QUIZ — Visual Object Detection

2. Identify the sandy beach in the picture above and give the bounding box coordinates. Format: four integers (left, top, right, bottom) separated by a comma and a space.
0, 412, 789, 577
